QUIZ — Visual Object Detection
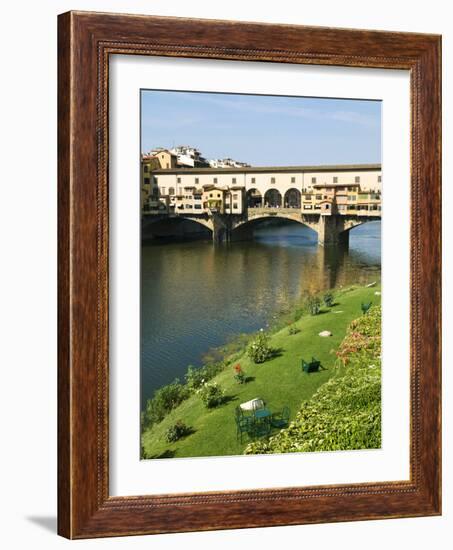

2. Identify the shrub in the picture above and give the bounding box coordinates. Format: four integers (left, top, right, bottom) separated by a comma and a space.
185, 365, 205, 391
288, 326, 300, 335
165, 420, 191, 442
307, 295, 321, 315
245, 306, 382, 455
185, 362, 225, 392
247, 330, 273, 364
324, 292, 334, 307
197, 382, 225, 408
143, 379, 189, 428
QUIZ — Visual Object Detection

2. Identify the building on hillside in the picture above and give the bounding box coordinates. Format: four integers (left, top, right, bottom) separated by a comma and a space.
144, 149, 178, 170
168, 145, 210, 168
209, 158, 250, 168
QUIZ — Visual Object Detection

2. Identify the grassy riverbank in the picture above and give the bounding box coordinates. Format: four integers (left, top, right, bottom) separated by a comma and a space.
141, 283, 381, 459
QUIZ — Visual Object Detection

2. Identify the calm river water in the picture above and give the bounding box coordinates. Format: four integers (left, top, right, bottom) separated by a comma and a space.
141, 222, 381, 409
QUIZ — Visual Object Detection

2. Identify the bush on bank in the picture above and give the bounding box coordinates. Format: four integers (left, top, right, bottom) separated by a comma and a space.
244, 306, 382, 455
142, 379, 189, 428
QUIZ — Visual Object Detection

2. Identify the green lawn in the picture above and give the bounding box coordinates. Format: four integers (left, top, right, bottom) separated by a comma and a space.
142, 284, 381, 459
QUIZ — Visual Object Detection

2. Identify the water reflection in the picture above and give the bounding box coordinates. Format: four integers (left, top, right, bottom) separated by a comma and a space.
141, 221, 381, 408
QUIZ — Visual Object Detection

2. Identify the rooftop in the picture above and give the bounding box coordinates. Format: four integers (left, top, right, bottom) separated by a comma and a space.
151, 163, 381, 175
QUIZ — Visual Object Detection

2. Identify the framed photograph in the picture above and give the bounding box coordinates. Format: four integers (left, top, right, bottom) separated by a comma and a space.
58, 11, 441, 538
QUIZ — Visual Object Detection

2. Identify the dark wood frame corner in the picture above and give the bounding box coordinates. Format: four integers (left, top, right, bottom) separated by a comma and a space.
57, 10, 442, 539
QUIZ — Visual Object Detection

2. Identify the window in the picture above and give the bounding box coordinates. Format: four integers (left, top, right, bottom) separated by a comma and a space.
251, 177, 256, 184
209, 193, 213, 198
144, 178, 150, 185
177, 177, 181, 183
195, 177, 199, 184
233, 203, 238, 209
166, 163, 169, 169
194, 204, 202, 210
232, 177, 236, 183
217, 193, 221, 198
311, 177, 317, 183
355, 176, 360, 183
378, 175, 382, 182
154, 177, 158, 183
185, 204, 193, 209
338, 204, 347, 211
213, 178, 218, 184
333, 176, 338, 183
161, 187, 166, 195
304, 204, 312, 210
315, 194, 322, 200
348, 196, 356, 201
144, 165, 149, 173
271, 177, 276, 184
305, 195, 311, 200
169, 187, 175, 195
349, 204, 356, 210
231, 194, 237, 199
291, 177, 296, 183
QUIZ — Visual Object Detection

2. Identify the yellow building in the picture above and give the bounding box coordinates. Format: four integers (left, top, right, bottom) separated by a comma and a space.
141, 157, 160, 210
202, 185, 226, 214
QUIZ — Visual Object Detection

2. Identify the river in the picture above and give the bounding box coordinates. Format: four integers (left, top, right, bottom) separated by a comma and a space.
141, 221, 381, 409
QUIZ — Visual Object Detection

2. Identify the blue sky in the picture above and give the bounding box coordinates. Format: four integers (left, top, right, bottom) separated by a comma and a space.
141, 90, 381, 166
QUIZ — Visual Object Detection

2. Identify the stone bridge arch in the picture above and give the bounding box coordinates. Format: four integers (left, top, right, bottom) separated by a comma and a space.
142, 214, 213, 240
232, 210, 318, 241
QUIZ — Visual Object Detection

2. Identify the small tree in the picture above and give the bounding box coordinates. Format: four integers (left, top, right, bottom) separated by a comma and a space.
247, 330, 273, 364
233, 364, 246, 384
307, 296, 321, 315
324, 292, 334, 307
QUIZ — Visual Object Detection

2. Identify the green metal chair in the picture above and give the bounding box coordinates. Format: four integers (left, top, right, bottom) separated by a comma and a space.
252, 417, 271, 438
236, 415, 255, 443
301, 357, 322, 373
271, 406, 290, 429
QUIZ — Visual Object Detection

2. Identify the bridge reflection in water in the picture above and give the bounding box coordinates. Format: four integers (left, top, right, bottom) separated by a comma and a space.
140, 221, 381, 408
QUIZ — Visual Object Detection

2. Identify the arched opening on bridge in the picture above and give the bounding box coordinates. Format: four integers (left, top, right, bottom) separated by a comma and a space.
284, 188, 301, 208
232, 215, 317, 243
247, 188, 263, 208
264, 189, 282, 208
141, 216, 212, 243
340, 219, 381, 249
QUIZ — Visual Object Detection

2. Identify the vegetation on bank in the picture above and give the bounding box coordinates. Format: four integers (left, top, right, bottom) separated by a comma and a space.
141, 284, 381, 459
244, 305, 382, 454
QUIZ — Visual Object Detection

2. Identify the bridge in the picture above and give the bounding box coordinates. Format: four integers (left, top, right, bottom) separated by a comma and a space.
142, 207, 381, 246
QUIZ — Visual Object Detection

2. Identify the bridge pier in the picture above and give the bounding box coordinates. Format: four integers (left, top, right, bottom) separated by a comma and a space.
317, 215, 349, 247
211, 214, 232, 243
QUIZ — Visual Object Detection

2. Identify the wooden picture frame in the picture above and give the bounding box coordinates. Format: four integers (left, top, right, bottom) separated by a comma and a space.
58, 11, 441, 539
